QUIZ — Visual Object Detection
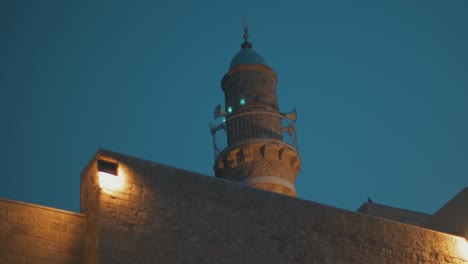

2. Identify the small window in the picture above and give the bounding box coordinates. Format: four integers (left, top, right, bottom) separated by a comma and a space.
240, 98, 246, 106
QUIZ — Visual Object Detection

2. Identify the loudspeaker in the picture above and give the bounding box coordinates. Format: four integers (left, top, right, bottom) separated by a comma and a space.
282, 108, 297, 122
214, 104, 227, 119
209, 122, 226, 135
282, 124, 295, 137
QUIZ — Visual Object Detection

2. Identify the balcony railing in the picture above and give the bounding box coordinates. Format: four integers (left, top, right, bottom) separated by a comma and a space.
211, 111, 298, 158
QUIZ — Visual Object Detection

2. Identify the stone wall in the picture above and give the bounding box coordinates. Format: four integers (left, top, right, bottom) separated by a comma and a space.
357, 202, 432, 226
424, 187, 468, 238
0, 198, 84, 264
215, 141, 300, 196
80, 153, 104, 264
82, 149, 468, 264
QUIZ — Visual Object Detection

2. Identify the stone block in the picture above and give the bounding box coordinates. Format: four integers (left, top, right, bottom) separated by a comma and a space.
11, 234, 27, 245
0, 211, 6, 221
62, 214, 82, 224
109, 191, 129, 201
67, 223, 83, 236
8, 243, 23, 255
49, 221, 68, 232
53, 212, 64, 222
0, 201, 7, 211
41, 239, 64, 252
7, 211, 17, 223
7, 204, 19, 212
40, 251, 73, 263
59, 232, 80, 244
100, 233, 120, 249
226, 150, 238, 168
42, 230, 59, 242
5, 254, 25, 264
241, 145, 254, 162
262, 144, 279, 160
29, 228, 42, 238
18, 214, 37, 226
23, 247, 41, 258
26, 207, 46, 218
38, 217, 51, 229
119, 182, 134, 193
0, 221, 9, 235
0, 223, 8, 252
27, 237, 42, 249
10, 224, 29, 236
43, 210, 55, 219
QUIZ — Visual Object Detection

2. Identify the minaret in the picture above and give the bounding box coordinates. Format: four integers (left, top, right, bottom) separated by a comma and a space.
211, 23, 301, 197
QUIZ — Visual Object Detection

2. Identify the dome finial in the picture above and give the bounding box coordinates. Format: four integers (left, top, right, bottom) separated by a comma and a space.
241, 19, 253, 50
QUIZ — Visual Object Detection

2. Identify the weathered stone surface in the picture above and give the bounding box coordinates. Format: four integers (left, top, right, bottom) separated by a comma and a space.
215, 63, 301, 197
0, 199, 85, 264
80, 149, 468, 264
1, 148, 466, 264
424, 187, 468, 237
357, 201, 432, 226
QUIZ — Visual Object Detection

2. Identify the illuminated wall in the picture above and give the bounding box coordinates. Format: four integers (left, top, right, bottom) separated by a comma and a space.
0, 148, 466, 263
80, 149, 468, 263
425, 187, 468, 238
0, 199, 84, 263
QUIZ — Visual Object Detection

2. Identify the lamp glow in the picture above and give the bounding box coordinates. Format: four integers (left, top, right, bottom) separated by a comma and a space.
97, 159, 123, 191
98, 171, 123, 191
227, 106, 233, 113
457, 237, 468, 260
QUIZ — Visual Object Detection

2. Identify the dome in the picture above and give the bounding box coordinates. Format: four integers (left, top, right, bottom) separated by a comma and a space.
229, 49, 267, 69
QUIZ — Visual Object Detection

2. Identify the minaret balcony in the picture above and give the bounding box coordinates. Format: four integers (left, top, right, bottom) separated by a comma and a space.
211, 111, 298, 159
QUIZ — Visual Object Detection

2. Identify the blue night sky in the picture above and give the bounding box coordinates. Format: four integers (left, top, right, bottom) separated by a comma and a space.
2, 1, 467, 214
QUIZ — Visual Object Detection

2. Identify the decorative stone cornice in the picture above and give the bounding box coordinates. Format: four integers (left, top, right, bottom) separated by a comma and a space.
215, 141, 301, 174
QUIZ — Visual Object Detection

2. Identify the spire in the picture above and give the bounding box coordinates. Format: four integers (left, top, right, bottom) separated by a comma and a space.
241, 19, 253, 50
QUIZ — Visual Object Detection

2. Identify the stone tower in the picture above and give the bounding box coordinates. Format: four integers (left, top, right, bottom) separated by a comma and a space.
211, 24, 301, 196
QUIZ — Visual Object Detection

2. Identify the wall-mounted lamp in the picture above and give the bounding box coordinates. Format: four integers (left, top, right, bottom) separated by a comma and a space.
97, 159, 122, 191
97, 159, 118, 176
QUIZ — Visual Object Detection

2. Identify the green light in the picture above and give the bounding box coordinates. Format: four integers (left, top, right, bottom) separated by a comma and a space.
240, 98, 246, 105
227, 106, 233, 113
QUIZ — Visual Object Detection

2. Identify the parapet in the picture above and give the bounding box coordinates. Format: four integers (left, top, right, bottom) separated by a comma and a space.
79, 148, 468, 263
424, 187, 468, 238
